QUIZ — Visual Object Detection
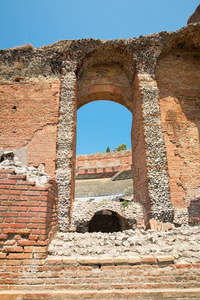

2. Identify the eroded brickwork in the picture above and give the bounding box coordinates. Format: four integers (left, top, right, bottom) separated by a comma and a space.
156, 52, 200, 208
0, 80, 60, 176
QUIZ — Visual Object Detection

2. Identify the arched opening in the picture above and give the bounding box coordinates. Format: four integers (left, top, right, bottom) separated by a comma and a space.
75, 60, 134, 206
57, 45, 153, 231
75, 100, 133, 201
76, 100, 132, 155
88, 210, 131, 233
71, 60, 137, 231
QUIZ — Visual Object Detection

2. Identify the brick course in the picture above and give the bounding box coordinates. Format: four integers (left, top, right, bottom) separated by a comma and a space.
0, 169, 58, 260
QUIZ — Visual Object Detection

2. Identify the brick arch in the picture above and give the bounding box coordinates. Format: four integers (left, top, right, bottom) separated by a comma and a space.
78, 84, 132, 111
77, 64, 133, 111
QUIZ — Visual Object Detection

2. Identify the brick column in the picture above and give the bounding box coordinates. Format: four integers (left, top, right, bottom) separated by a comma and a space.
133, 73, 173, 223
56, 72, 77, 231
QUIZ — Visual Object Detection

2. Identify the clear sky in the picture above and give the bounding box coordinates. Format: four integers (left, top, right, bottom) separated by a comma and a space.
0, 0, 199, 154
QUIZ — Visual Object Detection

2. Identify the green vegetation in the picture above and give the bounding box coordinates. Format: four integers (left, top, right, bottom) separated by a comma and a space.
114, 144, 127, 152
120, 200, 129, 209
103, 144, 128, 153
106, 146, 110, 152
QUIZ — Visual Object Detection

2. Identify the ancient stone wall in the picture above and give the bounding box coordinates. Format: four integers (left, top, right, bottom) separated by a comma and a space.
71, 199, 144, 232
76, 150, 132, 175
48, 225, 200, 261
1, 254, 200, 299
188, 4, 200, 24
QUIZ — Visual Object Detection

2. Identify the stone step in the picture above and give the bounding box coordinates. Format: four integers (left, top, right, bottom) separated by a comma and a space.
1, 288, 200, 300
2, 280, 200, 291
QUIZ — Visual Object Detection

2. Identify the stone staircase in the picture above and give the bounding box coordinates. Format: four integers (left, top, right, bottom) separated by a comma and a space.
1, 256, 200, 299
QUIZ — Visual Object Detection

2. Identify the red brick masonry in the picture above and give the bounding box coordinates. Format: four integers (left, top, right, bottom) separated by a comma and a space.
0, 169, 58, 261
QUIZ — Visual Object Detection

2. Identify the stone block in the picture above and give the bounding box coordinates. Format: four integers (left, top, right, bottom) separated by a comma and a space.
114, 256, 128, 264
78, 257, 99, 265
156, 256, 175, 263
99, 257, 113, 265
128, 256, 142, 264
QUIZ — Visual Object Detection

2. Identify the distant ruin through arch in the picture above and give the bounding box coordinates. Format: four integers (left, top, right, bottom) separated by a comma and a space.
75, 100, 133, 205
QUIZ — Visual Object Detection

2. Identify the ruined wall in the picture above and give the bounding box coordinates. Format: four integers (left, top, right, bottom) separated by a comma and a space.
71, 199, 144, 232
2, 255, 200, 298
76, 150, 132, 175
188, 4, 200, 24
132, 76, 151, 222
0, 169, 58, 261
56, 73, 77, 231
0, 23, 199, 231
0, 80, 60, 176
0, 11, 200, 296
156, 52, 200, 208
132, 73, 172, 223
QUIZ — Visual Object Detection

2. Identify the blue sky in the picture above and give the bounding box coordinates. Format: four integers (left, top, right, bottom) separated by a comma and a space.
0, 0, 199, 154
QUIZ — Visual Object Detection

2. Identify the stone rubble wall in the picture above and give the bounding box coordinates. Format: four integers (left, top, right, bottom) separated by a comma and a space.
48, 225, 200, 264
0, 158, 50, 186
71, 199, 144, 232
56, 73, 77, 231
136, 73, 173, 222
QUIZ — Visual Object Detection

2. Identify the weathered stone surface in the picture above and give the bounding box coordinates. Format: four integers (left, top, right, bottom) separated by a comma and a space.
78, 257, 99, 265
157, 255, 174, 263
48, 225, 200, 264
71, 200, 143, 232
0, 158, 50, 186
188, 4, 200, 24
128, 256, 142, 264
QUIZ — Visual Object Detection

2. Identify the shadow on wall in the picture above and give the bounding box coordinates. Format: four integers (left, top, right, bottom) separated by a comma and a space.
188, 197, 200, 225
75, 210, 135, 233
